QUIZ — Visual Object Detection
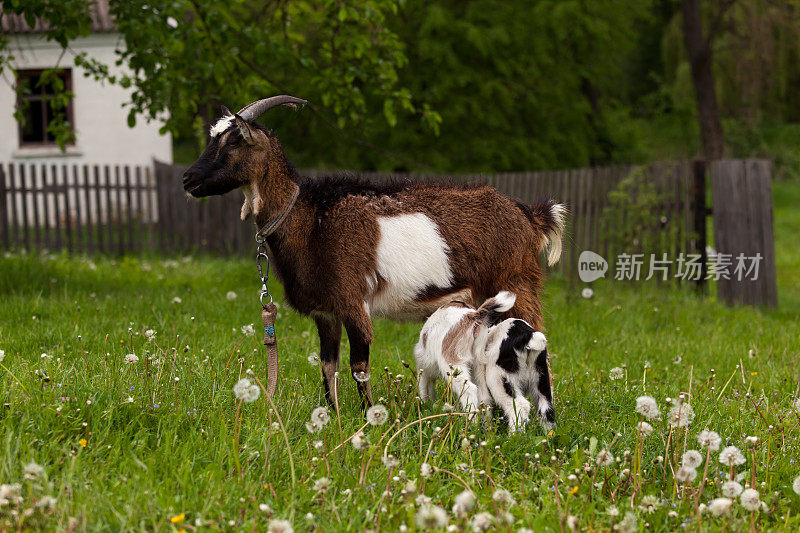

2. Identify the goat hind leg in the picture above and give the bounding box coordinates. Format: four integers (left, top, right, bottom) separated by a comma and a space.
533, 347, 556, 429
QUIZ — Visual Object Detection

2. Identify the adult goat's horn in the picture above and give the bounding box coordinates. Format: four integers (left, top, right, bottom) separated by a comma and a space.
237, 95, 308, 122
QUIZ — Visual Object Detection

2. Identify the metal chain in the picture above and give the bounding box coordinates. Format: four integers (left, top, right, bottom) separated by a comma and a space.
255, 232, 273, 307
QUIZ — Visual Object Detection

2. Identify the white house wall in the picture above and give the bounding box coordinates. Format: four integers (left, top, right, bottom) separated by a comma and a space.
0, 33, 172, 226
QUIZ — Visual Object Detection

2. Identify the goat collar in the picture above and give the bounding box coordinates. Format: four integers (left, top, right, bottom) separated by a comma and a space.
256, 185, 300, 239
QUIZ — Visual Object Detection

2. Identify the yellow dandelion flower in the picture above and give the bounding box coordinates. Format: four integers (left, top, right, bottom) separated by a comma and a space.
569, 486, 579, 496
170, 514, 185, 524
547, 430, 555, 438
79, 438, 87, 448
750, 372, 757, 376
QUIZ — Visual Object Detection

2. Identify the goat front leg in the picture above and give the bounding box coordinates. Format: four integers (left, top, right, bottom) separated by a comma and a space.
344, 308, 374, 410
314, 314, 342, 410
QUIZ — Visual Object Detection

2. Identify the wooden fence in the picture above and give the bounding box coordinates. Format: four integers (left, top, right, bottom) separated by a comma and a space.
710, 159, 778, 307
0, 158, 776, 306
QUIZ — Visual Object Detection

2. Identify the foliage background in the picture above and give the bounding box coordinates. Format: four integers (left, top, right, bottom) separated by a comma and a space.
3, 0, 800, 176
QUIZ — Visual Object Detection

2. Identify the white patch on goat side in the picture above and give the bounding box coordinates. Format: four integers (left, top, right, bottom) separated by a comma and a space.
369, 213, 454, 318
210, 115, 235, 138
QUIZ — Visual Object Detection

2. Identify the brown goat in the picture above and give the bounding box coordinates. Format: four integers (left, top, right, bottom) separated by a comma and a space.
182, 96, 565, 410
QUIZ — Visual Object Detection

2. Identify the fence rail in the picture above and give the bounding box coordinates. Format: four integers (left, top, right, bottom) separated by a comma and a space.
0, 158, 777, 306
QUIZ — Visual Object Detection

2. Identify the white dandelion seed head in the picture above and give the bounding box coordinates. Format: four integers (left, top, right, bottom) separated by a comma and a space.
794, 398, 800, 414
745, 435, 759, 446
596, 449, 614, 467
172, 296, 182, 304
609, 367, 624, 380
124, 353, 139, 364
0, 349, 5, 362
721, 480, 743, 498
382, 454, 400, 469
313, 477, 331, 493
637, 421, 653, 437
492, 488, 515, 507
454, 490, 475, 512
740, 488, 760, 511
145, 329, 156, 341
682, 450, 703, 469
403, 479, 418, 496
639, 494, 660, 514
366, 404, 389, 426
267, 519, 293, 533
719, 446, 746, 467
709, 498, 732, 517
415, 494, 432, 507
226, 291, 237, 301
667, 401, 695, 428
566, 515, 579, 531
0, 483, 22, 505
310, 407, 331, 426
305, 421, 322, 434
35, 495, 57, 509
698, 430, 722, 451
259, 503, 273, 515
675, 466, 698, 484
420, 462, 434, 478
470, 512, 494, 532
415, 504, 448, 530
232, 378, 260, 403
307, 353, 320, 366
635, 396, 660, 420
351, 431, 369, 450
793, 476, 800, 496
606, 505, 619, 517
616, 512, 638, 533
581, 287, 593, 299
241, 324, 255, 336
23, 462, 45, 481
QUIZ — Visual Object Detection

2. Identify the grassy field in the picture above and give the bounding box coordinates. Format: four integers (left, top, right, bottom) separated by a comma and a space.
0, 184, 799, 532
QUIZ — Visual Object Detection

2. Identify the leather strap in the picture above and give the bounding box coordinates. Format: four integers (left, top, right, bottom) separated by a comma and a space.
262, 302, 279, 397
256, 186, 299, 239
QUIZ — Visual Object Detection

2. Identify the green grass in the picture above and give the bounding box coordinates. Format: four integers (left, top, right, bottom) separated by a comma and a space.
1, 183, 799, 532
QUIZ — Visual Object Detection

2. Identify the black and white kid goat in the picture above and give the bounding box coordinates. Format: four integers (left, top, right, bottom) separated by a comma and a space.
414, 292, 555, 431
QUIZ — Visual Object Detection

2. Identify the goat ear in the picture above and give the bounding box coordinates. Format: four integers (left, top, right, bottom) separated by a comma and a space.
221, 105, 233, 117
234, 115, 256, 145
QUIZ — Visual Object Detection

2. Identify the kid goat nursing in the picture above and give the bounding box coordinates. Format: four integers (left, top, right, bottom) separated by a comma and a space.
414, 291, 554, 431
182, 95, 565, 413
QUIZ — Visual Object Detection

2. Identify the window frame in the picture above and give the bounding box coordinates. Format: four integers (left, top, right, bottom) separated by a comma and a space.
16, 68, 75, 148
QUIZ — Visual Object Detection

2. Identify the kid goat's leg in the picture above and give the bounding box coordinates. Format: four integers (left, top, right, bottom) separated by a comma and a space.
506, 278, 556, 427
315, 314, 342, 409
485, 365, 530, 431
533, 348, 556, 429
344, 308, 375, 409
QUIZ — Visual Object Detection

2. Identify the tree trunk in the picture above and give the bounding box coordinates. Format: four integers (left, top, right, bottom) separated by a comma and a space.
681, 0, 725, 161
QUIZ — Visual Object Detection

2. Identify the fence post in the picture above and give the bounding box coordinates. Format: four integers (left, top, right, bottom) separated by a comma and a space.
0, 165, 8, 249
691, 159, 707, 291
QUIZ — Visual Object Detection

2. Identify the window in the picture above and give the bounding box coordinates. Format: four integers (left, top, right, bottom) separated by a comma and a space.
16, 69, 74, 146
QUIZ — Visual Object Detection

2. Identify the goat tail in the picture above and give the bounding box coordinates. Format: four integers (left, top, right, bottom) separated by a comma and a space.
474, 291, 516, 328
518, 199, 567, 266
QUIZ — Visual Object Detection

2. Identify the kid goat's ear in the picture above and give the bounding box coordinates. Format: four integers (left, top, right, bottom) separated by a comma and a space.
234, 114, 256, 145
